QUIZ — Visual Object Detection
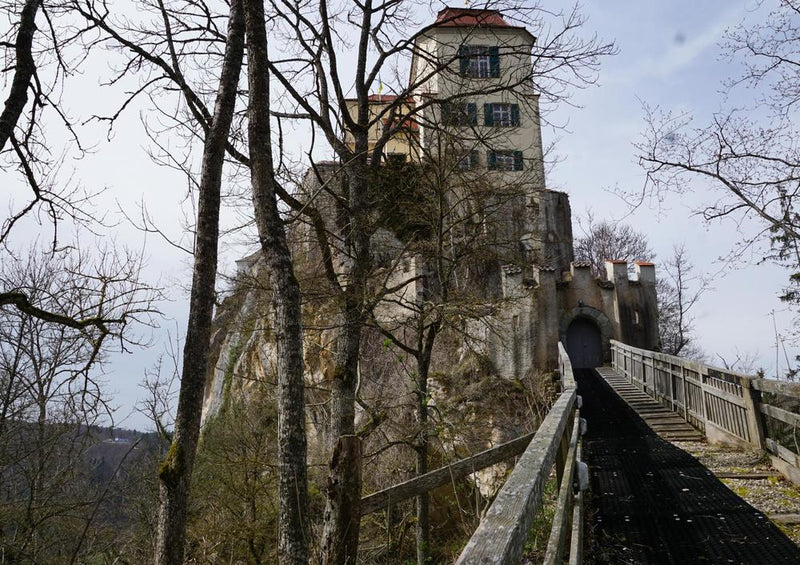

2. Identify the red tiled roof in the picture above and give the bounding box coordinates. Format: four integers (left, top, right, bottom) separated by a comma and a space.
366, 94, 399, 102
635, 261, 655, 266
382, 116, 419, 132
433, 8, 510, 28
344, 94, 415, 103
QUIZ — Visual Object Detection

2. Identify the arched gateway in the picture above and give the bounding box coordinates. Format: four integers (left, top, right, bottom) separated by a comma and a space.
565, 317, 602, 368
560, 306, 612, 369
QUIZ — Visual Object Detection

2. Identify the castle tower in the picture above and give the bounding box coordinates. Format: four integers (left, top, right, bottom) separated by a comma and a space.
409, 8, 572, 273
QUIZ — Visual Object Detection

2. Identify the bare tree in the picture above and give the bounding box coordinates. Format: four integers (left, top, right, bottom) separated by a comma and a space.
150, 2, 245, 563
364, 130, 546, 561
574, 212, 654, 279
637, 1, 800, 327
658, 244, 708, 358
574, 215, 707, 357
64, 2, 613, 561
262, 4, 613, 561
243, 0, 309, 560
0, 243, 159, 564
0, 0, 145, 335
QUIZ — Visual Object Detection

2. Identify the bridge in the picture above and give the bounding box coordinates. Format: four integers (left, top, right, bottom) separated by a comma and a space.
359, 340, 800, 564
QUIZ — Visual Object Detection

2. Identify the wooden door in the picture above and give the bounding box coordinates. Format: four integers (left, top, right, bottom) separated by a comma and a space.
566, 318, 602, 368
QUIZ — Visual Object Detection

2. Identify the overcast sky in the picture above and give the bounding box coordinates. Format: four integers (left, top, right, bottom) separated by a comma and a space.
5, 0, 793, 431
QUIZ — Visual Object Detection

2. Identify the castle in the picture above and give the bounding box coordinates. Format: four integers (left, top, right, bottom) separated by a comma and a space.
224, 8, 659, 418
336, 8, 660, 373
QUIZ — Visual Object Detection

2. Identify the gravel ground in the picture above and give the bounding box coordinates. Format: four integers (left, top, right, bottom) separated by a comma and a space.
676, 440, 800, 545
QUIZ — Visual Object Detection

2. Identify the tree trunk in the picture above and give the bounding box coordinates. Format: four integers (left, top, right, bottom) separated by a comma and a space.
415, 326, 438, 565
242, 0, 309, 561
415, 371, 430, 565
154, 3, 244, 564
322, 435, 363, 565
322, 142, 371, 565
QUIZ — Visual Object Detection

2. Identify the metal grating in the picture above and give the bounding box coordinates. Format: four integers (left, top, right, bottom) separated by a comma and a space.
576, 368, 800, 564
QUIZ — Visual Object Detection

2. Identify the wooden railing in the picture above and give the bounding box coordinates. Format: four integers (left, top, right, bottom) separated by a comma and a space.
611, 340, 800, 485
357, 343, 586, 563
455, 342, 585, 564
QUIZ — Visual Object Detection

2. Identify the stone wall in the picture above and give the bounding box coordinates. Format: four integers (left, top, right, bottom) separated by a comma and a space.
491, 258, 660, 377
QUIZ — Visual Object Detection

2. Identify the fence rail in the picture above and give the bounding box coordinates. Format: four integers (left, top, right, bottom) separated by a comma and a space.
357, 343, 585, 563
611, 340, 800, 486
455, 342, 585, 564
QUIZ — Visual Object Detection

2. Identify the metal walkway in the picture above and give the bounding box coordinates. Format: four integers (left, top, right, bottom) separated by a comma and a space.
575, 367, 800, 564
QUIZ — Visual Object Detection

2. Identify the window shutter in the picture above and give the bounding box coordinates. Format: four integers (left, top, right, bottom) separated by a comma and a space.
468, 103, 477, 126
458, 45, 469, 75
484, 103, 494, 126
488, 151, 497, 170
513, 151, 524, 171
470, 149, 479, 168
511, 104, 520, 127
489, 46, 500, 77
441, 101, 451, 125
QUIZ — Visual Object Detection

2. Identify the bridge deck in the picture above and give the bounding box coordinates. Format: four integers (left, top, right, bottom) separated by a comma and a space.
576, 367, 800, 564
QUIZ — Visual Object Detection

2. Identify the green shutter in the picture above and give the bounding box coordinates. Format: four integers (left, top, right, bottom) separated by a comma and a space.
470, 149, 479, 168
511, 104, 520, 127
441, 101, 451, 125
513, 151, 524, 171
488, 151, 497, 170
458, 45, 469, 75
484, 103, 494, 126
468, 103, 477, 126
489, 46, 500, 77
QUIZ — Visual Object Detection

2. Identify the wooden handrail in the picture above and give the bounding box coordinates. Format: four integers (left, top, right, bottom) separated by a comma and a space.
609, 340, 800, 489
455, 388, 577, 564
361, 341, 584, 563
359, 431, 535, 516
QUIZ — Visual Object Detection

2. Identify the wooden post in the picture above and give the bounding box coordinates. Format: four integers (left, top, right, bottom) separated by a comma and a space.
555, 409, 574, 485
322, 435, 362, 565
741, 378, 766, 450
699, 368, 709, 429
568, 440, 584, 565
681, 364, 689, 422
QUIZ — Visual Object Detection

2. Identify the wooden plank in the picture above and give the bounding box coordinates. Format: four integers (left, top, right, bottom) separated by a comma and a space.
768, 513, 800, 524
568, 440, 584, 565
706, 419, 748, 443
701, 384, 746, 406
558, 342, 576, 389
360, 430, 535, 516
761, 403, 800, 428
543, 413, 580, 565
753, 379, 800, 398
766, 438, 800, 468
455, 389, 577, 565
715, 472, 780, 479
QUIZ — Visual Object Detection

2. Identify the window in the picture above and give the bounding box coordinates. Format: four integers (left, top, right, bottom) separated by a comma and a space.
458, 45, 500, 78
441, 101, 477, 126
458, 150, 480, 171
483, 103, 520, 127
487, 150, 524, 171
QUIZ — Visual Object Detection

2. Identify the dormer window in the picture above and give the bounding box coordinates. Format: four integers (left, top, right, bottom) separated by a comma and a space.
458, 45, 500, 78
